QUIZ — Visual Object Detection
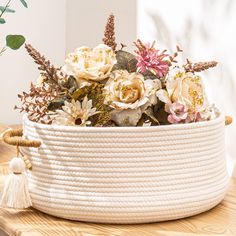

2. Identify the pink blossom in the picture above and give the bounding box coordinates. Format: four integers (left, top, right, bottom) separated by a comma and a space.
166, 103, 204, 124
135, 40, 170, 77
165, 103, 189, 124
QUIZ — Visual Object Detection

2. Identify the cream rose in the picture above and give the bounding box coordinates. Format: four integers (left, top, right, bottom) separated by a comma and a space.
156, 70, 209, 113
104, 70, 161, 126
62, 44, 116, 82
104, 70, 160, 109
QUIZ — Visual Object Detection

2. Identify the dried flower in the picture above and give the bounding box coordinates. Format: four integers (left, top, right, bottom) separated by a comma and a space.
62, 44, 116, 82
15, 82, 59, 124
104, 69, 160, 110
165, 103, 188, 124
15, 18, 220, 127
52, 97, 98, 126
25, 44, 65, 89
103, 13, 117, 51
104, 69, 161, 126
156, 70, 209, 114
134, 39, 170, 77
71, 82, 113, 126
183, 59, 218, 73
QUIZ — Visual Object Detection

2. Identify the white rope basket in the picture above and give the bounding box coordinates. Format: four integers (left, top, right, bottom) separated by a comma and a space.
21, 114, 229, 224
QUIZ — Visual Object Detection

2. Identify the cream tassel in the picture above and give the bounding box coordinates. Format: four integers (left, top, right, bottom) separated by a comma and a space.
0, 156, 32, 209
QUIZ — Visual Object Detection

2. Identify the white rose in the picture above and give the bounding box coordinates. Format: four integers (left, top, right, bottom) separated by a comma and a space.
104, 70, 160, 110
62, 44, 116, 82
104, 70, 161, 126
156, 70, 209, 113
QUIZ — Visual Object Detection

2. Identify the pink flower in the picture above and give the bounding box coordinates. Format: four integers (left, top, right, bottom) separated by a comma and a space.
165, 103, 204, 124
134, 40, 170, 77
165, 103, 188, 124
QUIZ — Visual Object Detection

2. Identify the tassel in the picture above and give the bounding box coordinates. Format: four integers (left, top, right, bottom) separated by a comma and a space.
0, 157, 32, 209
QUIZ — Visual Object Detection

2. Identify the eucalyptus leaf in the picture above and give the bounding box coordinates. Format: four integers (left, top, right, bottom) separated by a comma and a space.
112, 50, 137, 73
6, 35, 25, 50
0, 6, 15, 13
19, 0, 28, 8
0, 18, 6, 24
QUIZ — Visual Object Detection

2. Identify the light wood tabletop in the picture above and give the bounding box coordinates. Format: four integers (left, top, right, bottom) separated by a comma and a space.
0, 124, 236, 236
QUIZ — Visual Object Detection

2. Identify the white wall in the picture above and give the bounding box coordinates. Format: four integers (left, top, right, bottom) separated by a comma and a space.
137, 0, 236, 173
66, 0, 137, 53
0, 0, 66, 124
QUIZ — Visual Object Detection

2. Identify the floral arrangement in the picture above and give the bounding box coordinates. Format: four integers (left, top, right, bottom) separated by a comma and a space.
16, 14, 219, 127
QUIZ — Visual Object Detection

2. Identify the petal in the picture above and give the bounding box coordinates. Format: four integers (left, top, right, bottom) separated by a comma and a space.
156, 89, 171, 104
168, 115, 179, 124
111, 109, 142, 126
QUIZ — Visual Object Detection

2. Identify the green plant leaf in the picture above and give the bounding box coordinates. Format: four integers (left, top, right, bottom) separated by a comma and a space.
48, 99, 65, 111
6, 35, 26, 50
19, 0, 28, 8
112, 50, 137, 73
59, 76, 78, 93
143, 70, 157, 80
0, 18, 6, 24
0, 6, 15, 13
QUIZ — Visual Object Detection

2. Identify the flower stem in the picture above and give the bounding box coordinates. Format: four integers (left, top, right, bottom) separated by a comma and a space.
0, 0, 12, 18
0, 46, 7, 56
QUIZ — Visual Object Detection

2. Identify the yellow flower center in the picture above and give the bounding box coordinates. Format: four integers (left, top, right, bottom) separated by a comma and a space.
120, 86, 140, 103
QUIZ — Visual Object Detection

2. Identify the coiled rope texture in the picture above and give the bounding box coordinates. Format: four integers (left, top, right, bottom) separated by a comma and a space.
21, 114, 229, 224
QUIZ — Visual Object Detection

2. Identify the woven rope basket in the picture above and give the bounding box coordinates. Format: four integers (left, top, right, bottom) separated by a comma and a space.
21, 114, 229, 224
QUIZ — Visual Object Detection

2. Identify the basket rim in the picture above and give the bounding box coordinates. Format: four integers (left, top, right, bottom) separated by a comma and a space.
22, 112, 224, 132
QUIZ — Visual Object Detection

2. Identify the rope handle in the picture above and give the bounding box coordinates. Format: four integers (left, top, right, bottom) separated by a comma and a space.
225, 116, 233, 126
2, 128, 41, 147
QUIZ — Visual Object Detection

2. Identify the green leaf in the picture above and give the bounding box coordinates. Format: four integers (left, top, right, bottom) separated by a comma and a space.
72, 86, 92, 101
143, 70, 157, 80
48, 99, 65, 111
6, 35, 26, 50
112, 50, 137, 73
19, 0, 28, 8
0, 6, 15, 13
0, 18, 6, 24
59, 76, 78, 93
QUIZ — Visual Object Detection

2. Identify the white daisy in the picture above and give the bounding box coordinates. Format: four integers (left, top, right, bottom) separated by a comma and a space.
52, 97, 98, 126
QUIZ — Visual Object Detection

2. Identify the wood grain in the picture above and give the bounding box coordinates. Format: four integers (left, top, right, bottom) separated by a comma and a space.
0, 125, 236, 236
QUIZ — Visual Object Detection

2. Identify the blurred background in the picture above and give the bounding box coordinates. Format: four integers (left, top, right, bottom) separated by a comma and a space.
0, 0, 235, 173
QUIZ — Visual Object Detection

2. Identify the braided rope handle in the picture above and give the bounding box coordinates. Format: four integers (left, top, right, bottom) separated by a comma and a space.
225, 116, 233, 126
2, 128, 41, 147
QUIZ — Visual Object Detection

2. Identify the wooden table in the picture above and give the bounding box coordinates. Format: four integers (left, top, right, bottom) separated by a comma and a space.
0, 125, 236, 236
